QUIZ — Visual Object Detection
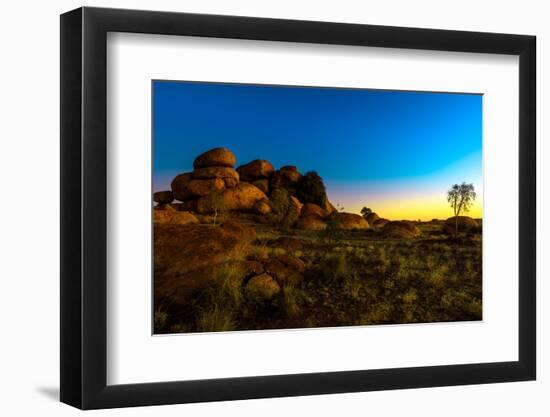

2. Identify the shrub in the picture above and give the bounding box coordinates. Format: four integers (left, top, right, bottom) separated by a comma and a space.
270, 188, 290, 215
295, 171, 327, 206
281, 285, 302, 318
196, 304, 235, 332
319, 253, 348, 281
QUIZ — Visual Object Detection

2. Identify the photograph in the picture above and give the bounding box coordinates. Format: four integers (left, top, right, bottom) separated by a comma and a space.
152, 80, 483, 334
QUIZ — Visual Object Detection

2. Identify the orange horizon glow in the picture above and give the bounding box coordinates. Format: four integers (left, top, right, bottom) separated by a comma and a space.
326, 185, 483, 221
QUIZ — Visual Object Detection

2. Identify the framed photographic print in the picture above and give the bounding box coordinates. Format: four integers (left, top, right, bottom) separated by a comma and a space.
60, 7, 536, 409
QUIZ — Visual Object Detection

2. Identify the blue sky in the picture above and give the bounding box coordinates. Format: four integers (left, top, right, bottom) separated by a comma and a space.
153, 80, 482, 220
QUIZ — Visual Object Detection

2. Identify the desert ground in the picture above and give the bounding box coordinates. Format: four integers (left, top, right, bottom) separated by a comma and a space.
153, 148, 482, 334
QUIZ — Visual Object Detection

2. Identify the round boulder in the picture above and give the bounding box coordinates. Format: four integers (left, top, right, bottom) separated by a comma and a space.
195, 182, 267, 213
170, 172, 193, 201
297, 215, 327, 230
254, 199, 272, 215
333, 213, 369, 230
382, 221, 421, 238
301, 203, 326, 219
153, 190, 174, 204
186, 178, 226, 197
237, 159, 275, 181
193, 147, 236, 169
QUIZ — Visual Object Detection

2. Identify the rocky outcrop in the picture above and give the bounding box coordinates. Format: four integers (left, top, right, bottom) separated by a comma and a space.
237, 159, 275, 181
382, 221, 421, 238
193, 147, 236, 169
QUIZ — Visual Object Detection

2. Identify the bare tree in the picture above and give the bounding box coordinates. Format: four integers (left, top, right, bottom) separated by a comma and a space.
211, 191, 226, 226
447, 182, 476, 235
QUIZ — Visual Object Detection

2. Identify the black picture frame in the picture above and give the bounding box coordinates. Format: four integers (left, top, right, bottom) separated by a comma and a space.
60, 6, 536, 410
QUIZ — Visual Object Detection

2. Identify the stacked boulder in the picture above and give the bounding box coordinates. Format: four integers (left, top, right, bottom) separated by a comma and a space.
162, 148, 272, 215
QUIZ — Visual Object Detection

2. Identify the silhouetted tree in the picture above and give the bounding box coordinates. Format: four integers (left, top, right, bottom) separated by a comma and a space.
361, 207, 372, 218
447, 182, 476, 235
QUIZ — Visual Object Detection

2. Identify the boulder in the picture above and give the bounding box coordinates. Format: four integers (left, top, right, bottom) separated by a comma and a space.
170, 172, 193, 201
223, 178, 239, 188
154, 219, 256, 290
297, 215, 327, 230
254, 199, 272, 215
271, 166, 302, 190
153, 190, 174, 204
252, 179, 269, 194
382, 221, 421, 238
186, 178, 226, 197
237, 159, 275, 181
366, 212, 380, 226
333, 213, 369, 230
301, 203, 326, 219
263, 254, 305, 286
193, 166, 239, 182
195, 182, 267, 213
444, 216, 479, 234
153, 210, 199, 225
246, 273, 281, 299
193, 147, 236, 169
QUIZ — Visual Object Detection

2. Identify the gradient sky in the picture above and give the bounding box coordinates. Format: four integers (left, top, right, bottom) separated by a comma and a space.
153, 80, 482, 220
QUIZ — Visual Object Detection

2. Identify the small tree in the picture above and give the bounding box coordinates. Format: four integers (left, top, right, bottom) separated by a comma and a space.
447, 182, 476, 235
360, 207, 372, 218
211, 191, 226, 226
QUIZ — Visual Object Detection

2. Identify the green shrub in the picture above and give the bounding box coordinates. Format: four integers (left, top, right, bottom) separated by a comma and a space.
320, 253, 348, 281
